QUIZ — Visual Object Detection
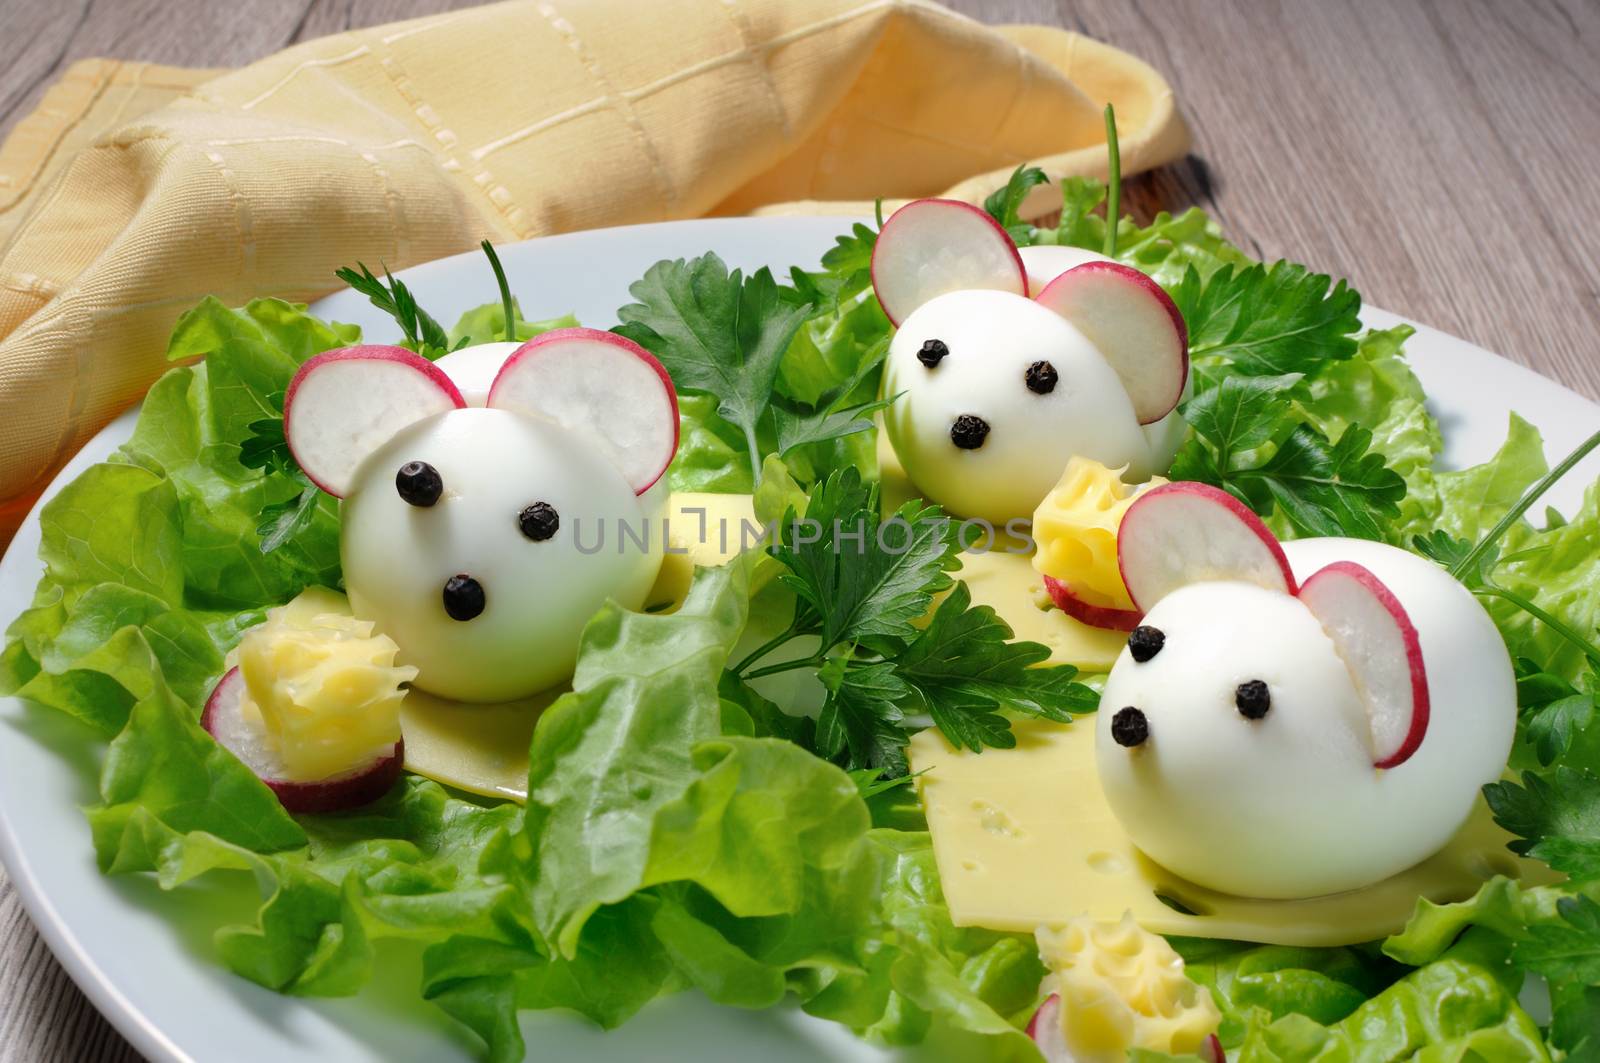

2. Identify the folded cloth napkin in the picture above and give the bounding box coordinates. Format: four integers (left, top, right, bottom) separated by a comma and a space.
0, 0, 1187, 546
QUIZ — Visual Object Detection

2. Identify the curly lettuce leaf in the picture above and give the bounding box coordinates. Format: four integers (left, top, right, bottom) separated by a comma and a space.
446, 299, 578, 348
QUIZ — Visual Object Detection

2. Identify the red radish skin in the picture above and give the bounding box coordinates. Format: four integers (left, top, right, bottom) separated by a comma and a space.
487, 328, 680, 495
283, 345, 466, 497
202, 668, 404, 815
1297, 561, 1432, 769
1025, 994, 1070, 1062
1117, 482, 1297, 611
1202, 1034, 1227, 1063
1035, 261, 1189, 424
1043, 575, 1144, 632
870, 198, 1027, 326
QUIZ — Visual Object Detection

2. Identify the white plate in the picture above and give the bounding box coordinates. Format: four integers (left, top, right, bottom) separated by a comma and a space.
1, 217, 1597, 1063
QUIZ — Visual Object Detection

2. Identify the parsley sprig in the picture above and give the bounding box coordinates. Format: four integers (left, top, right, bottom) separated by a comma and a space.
615, 254, 891, 486
333, 261, 466, 360
732, 468, 1097, 775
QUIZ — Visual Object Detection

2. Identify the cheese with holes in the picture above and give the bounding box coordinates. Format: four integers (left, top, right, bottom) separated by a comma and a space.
1032, 457, 1163, 610
909, 718, 1558, 946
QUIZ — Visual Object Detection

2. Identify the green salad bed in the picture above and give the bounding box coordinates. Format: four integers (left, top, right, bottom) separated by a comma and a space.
3, 168, 1600, 1062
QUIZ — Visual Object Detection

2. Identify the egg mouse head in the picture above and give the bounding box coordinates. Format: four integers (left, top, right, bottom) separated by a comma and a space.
283, 331, 678, 703
1095, 482, 1438, 899
871, 198, 1190, 525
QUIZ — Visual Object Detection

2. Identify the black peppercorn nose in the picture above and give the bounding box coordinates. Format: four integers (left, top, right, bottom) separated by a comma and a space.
950, 414, 991, 450
1128, 625, 1165, 662
1236, 679, 1271, 720
1024, 360, 1058, 394
917, 338, 949, 368
396, 461, 443, 507
1111, 706, 1149, 748
519, 501, 560, 541
442, 574, 486, 621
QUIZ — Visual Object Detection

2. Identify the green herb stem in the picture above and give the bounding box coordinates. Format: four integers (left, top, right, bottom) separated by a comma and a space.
742, 654, 825, 682
1102, 104, 1121, 258
1452, 428, 1600, 581
1478, 586, 1600, 673
731, 623, 800, 677
481, 240, 516, 343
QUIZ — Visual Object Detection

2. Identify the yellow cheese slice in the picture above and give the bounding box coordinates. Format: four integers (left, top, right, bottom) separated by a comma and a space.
878, 431, 1128, 672
400, 490, 758, 801
909, 719, 1560, 947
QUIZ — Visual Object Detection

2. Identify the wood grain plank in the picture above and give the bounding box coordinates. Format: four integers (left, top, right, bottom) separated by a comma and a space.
1, 2, 1598, 1061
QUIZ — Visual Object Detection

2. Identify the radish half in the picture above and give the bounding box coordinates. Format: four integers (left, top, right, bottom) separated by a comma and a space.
1034, 262, 1189, 424
284, 346, 466, 497
1298, 561, 1431, 768
1118, 482, 1297, 611
1043, 575, 1144, 632
202, 667, 403, 814
486, 328, 679, 495
1025, 994, 1071, 1062
870, 198, 1027, 326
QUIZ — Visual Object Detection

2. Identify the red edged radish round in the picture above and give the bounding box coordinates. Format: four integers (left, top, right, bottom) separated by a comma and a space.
1043, 575, 1143, 632
1298, 561, 1430, 769
202, 668, 403, 814
284, 346, 466, 497
1202, 1035, 1227, 1063
1017, 244, 1113, 294
1117, 482, 1296, 611
1025, 994, 1070, 1062
486, 328, 678, 495
1035, 262, 1188, 424
870, 198, 1027, 326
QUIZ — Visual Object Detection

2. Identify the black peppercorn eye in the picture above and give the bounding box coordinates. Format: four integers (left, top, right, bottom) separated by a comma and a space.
519, 501, 560, 542
917, 339, 949, 369
1111, 706, 1149, 748
950, 414, 991, 450
1128, 625, 1165, 662
1024, 360, 1058, 394
442, 574, 486, 621
396, 461, 443, 507
1236, 679, 1271, 720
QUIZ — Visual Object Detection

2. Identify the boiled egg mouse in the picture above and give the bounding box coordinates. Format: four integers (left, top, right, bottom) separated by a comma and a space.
871, 199, 1189, 525
283, 329, 678, 703
1094, 482, 1515, 899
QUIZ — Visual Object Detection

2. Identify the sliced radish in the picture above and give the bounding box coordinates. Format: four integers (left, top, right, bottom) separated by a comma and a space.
284, 346, 465, 497
202, 667, 403, 814
1297, 561, 1431, 769
1018, 244, 1113, 294
1025, 994, 1071, 1062
486, 328, 678, 495
1118, 483, 1296, 611
1035, 262, 1188, 424
870, 198, 1027, 326
1043, 575, 1143, 632
1202, 1034, 1227, 1063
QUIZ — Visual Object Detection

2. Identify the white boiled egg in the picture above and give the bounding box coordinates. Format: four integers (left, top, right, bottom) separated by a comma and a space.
882, 289, 1163, 526
1095, 538, 1514, 899
1017, 244, 1113, 294
434, 340, 520, 406
341, 407, 662, 703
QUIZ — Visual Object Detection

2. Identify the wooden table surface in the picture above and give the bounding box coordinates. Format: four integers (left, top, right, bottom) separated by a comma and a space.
1, 0, 1597, 1059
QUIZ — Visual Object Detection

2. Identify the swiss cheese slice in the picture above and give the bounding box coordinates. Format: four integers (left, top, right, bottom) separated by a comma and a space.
877, 431, 1126, 671
909, 718, 1559, 946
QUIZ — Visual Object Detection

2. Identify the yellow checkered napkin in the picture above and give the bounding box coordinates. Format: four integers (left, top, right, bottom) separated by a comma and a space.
0, 0, 1187, 543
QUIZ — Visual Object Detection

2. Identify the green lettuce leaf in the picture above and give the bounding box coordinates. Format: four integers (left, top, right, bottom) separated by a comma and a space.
446, 299, 578, 348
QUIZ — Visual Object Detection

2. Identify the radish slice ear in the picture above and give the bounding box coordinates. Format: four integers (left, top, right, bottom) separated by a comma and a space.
284, 346, 466, 497
1034, 261, 1189, 424
1025, 994, 1070, 1063
870, 198, 1027, 326
486, 328, 679, 495
1117, 482, 1296, 610
1297, 561, 1431, 768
